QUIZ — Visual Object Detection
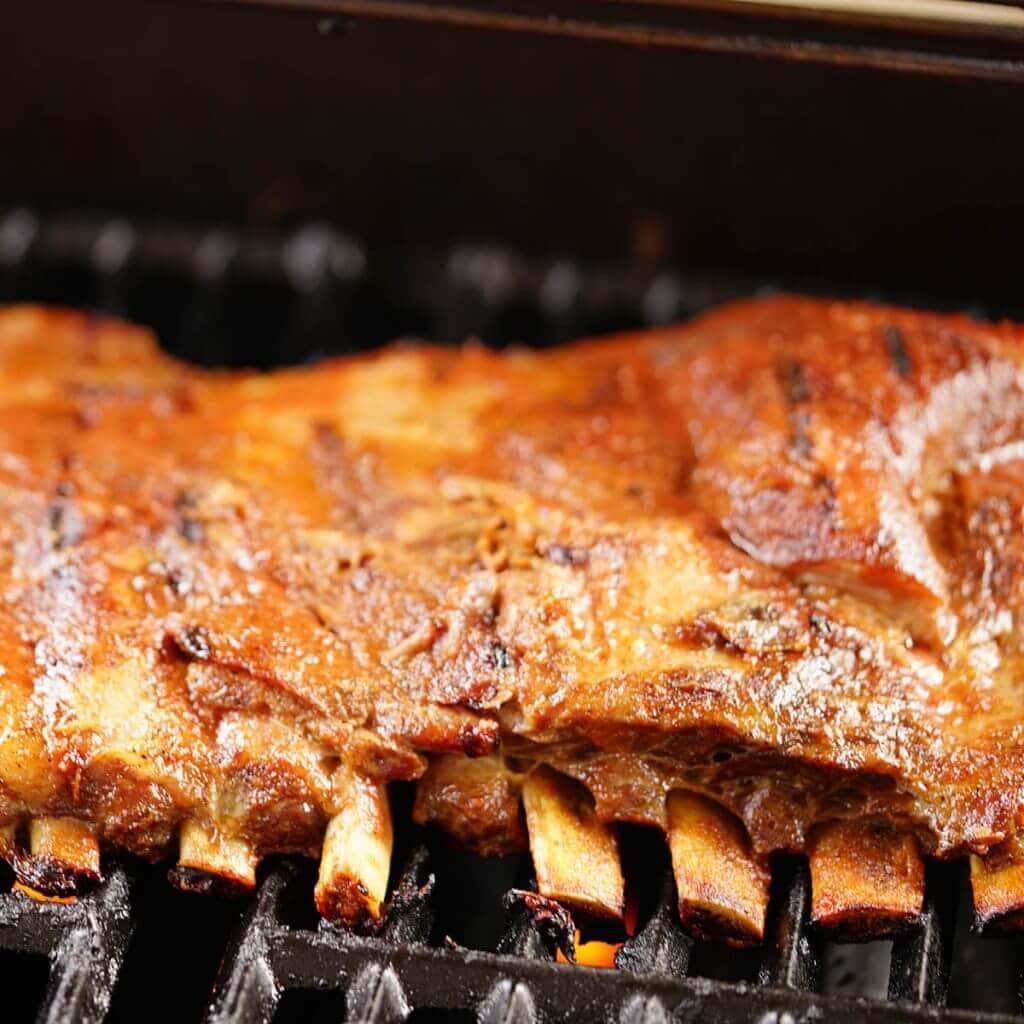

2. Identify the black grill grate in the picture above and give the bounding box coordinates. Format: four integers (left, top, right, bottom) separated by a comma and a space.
3, 208, 1024, 1023
0, 867, 134, 1023
2, 845, 1021, 1024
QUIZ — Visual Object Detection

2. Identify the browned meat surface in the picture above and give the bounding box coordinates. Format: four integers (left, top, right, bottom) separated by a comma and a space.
2, 297, 1024, 929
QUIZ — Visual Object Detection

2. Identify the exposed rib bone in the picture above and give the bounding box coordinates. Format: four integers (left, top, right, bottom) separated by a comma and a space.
522, 766, 624, 921
29, 817, 101, 881
0, 818, 95, 896
666, 790, 769, 946
971, 836, 1024, 932
315, 774, 393, 923
809, 820, 924, 937
174, 819, 258, 892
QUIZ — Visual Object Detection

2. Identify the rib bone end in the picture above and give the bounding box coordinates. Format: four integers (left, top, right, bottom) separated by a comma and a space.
315, 776, 393, 924
0, 823, 16, 859
971, 838, 1024, 933
522, 766, 624, 922
29, 817, 101, 881
172, 819, 258, 894
2, 817, 103, 895
809, 820, 924, 939
666, 790, 769, 947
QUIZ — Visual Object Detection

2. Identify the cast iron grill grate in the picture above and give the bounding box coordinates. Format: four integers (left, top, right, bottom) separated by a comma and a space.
1, 841, 1022, 1024
3, 208, 1024, 1023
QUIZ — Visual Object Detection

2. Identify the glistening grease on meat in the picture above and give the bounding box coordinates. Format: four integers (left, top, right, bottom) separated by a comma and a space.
2, 298, 1024, 938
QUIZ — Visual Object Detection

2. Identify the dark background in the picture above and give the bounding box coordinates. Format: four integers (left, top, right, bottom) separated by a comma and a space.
1, 0, 1023, 304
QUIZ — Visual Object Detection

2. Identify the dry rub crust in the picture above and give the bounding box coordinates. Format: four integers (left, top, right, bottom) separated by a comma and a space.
1, 297, 1024, 872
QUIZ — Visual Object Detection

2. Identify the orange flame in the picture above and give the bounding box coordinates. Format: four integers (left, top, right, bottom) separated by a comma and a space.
556, 930, 622, 968
554, 885, 639, 968
13, 881, 77, 905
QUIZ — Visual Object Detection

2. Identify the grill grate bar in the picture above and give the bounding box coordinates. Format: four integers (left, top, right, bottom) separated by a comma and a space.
759, 856, 820, 991
198, 844, 1024, 1024
344, 962, 410, 1023
375, 842, 437, 946
616, 871, 692, 977
204, 864, 291, 1024
478, 979, 538, 1024
889, 861, 961, 1006
0, 866, 134, 1024
618, 994, 672, 1024
2, 847, 1014, 1024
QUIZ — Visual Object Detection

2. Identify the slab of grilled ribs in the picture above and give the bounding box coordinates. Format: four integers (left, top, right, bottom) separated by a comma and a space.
2, 296, 1024, 945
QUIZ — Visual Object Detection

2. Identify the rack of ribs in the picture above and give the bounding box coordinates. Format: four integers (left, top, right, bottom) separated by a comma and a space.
2, 295, 1024, 943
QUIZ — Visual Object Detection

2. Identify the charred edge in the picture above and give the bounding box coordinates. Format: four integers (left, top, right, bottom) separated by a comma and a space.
789, 410, 813, 459
777, 357, 810, 405
540, 543, 590, 568
813, 907, 923, 941
974, 907, 1024, 935
809, 612, 833, 636
316, 876, 375, 926
971, 850, 1024, 934
450, 684, 501, 715
455, 718, 502, 757
178, 517, 204, 544
814, 474, 838, 512
174, 626, 211, 661
673, 619, 728, 653
316, 780, 393, 925
504, 888, 577, 961
8, 852, 82, 897
491, 642, 513, 670
884, 325, 912, 378
166, 569, 191, 597
677, 901, 763, 949
174, 490, 204, 544
776, 357, 814, 457
48, 499, 84, 549
167, 865, 251, 898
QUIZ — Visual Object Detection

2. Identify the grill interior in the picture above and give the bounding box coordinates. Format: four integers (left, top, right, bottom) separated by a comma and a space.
4, 208, 1024, 1023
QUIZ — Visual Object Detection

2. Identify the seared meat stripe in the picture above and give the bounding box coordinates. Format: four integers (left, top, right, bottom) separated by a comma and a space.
2, 298, 1024, 940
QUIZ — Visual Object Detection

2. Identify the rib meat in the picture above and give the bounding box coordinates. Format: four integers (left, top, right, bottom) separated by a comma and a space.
2, 298, 1024, 927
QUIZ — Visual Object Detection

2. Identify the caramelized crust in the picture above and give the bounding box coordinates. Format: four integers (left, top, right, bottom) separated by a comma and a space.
2, 297, 1024, 887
